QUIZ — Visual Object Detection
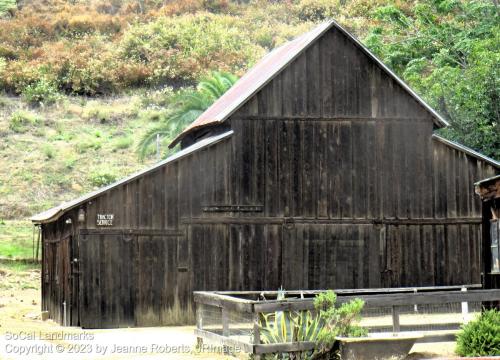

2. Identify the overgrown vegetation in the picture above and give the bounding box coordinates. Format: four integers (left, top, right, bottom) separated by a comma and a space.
259, 290, 366, 359
0, 220, 33, 259
366, 0, 499, 158
456, 309, 500, 357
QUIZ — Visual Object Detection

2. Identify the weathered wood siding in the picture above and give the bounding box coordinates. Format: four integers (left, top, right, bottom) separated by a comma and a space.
41, 220, 73, 326
40, 25, 498, 328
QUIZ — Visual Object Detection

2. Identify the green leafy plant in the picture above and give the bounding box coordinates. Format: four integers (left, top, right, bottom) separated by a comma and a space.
113, 136, 133, 151
456, 309, 500, 357
365, 0, 500, 158
260, 310, 324, 345
21, 78, 60, 106
137, 71, 238, 160
88, 169, 117, 188
0, 0, 16, 16
9, 110, 42, 133
314, 291, 366, 352
42, 144, 55, 159
295, 0, 339, 22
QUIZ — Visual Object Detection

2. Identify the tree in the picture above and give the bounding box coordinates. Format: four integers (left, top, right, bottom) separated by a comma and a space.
137, 71, 238, 160
364, 0, 499, 158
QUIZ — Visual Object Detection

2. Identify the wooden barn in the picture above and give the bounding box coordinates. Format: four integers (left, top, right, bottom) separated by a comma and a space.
475, 175, 500, 290
31, 20, 499, 328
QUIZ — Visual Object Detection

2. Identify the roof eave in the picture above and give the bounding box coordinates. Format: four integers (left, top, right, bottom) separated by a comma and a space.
432, 134, 500, 169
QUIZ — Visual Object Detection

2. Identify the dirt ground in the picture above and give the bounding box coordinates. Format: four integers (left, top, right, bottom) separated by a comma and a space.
0, 265, 458, 359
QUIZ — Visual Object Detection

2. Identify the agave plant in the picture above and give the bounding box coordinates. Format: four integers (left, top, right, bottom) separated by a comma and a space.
137, 71, 238, 160
259, 310, 324, 360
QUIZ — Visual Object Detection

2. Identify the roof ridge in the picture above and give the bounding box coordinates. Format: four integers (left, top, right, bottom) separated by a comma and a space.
169, 20, 449, 148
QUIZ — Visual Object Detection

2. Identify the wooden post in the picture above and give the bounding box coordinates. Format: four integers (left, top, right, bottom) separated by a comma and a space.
253, 312, 261, 360
461, 287, 469, 323
35, 226, 41, 261
196, 303, 203, 349
392, 305, 400, 333
222, 308, 229, 336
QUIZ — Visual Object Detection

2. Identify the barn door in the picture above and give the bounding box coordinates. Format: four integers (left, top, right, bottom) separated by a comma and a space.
78, 231, 183, 328
58, 236, 71, 326
282, 224, 380, 291
78, 233, 135, 328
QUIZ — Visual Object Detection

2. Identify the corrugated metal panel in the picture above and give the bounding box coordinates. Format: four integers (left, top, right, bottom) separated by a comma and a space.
170, 20, 449, 147
31, 130, 234, 223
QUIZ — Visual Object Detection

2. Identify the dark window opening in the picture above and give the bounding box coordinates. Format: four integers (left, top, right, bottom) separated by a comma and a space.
490, 219, 500, 274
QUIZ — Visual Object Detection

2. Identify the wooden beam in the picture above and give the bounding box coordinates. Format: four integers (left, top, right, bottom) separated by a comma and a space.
254, 342, 316, 354
193, 292, 254, 313
252, 289, 500, 313
214, 285, 482, 297
193, 329, 253, 353
475, 178, 500, 201
79, 228, 184, 236
184, 217, 481, 225
236, 115, 431, 122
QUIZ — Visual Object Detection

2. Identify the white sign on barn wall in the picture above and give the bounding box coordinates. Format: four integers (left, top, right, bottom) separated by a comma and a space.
97, 214, 114, 226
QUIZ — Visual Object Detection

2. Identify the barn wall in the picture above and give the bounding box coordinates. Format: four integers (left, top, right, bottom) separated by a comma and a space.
41, 213, 75, 326
237, 26, 429, 120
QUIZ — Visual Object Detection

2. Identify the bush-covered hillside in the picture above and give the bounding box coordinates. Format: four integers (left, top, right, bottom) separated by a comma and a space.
0, 0, 498, 227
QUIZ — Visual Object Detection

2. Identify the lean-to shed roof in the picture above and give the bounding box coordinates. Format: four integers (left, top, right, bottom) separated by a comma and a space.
169, 20, 449, 148
31, 131, 233, 224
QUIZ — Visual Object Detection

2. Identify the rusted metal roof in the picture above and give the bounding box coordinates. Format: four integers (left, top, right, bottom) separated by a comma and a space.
170, 20, 449, 148
432, 134, 500, 169
31, 131, 234, 224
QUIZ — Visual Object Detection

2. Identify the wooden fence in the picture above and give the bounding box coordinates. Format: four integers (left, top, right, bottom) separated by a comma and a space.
194, 286, 500, 357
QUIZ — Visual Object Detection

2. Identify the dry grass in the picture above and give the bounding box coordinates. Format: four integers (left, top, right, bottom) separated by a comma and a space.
0, 95, 157, 221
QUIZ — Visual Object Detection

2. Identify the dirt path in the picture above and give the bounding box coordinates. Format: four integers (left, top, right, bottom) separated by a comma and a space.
0, 265, 233, 359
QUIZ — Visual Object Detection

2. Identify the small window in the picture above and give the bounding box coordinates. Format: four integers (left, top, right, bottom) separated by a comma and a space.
491, 220, 500, 273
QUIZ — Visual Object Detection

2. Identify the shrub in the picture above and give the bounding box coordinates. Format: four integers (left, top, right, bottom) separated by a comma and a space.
456, 309, 500, 357
64, 155, 77, 170
119, 13, 262, 84
9, 110, 42, 133
75, 136, 102, 153
82, 104, 112, 123
113, 136, 133, 151
295, 0, 340, 22
22, 78, 60, 106
42, 144, 55, 159
89, 169, 117, 188
52, 12, 122, 37
0, 0, 16, 16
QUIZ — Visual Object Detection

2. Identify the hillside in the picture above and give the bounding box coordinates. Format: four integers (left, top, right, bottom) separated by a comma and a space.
0, 0, 498, 258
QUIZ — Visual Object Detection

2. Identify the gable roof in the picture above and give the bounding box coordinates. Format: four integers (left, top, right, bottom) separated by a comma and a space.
31, 130, 234, 224
169, 20, 449, 148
